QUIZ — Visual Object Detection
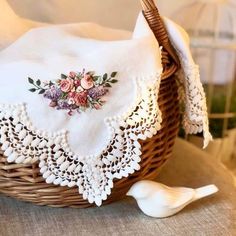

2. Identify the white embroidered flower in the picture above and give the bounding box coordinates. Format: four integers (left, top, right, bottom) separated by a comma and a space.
76, 86, 84, 93
68, 98, 75, 105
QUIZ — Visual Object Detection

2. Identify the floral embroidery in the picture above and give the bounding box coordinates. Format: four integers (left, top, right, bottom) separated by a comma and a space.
28, 70, 118, 115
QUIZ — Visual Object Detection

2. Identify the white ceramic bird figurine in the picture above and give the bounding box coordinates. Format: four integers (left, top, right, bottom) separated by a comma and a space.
127, 180, 219, 218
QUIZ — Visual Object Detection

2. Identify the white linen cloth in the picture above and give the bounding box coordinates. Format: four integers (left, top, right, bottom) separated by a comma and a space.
163, 17, 213, 148
0, 13, 212, 205
0, 14, 161, 156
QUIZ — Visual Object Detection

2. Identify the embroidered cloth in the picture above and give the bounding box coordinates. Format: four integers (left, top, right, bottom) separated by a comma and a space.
0, 14, 212, 206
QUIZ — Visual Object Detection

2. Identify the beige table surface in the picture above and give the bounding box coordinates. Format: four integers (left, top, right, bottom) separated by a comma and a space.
0, 138, 236, 236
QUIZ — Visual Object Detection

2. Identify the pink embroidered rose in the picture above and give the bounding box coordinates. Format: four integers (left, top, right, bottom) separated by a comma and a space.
81, 74, 94, 90
68, 91, 76, 98
74, 91, 88, 107
60, 78, 74, 92
74, 80, 81, 87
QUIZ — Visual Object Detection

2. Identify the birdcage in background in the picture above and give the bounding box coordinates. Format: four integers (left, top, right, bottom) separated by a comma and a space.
173, 0, 236, 163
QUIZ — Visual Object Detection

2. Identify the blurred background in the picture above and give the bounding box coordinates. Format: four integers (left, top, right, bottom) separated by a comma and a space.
6, 0, 189, 29
1, 0, 236, 180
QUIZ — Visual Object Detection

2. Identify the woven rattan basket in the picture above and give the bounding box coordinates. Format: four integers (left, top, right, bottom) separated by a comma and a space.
0, 0, 180, 208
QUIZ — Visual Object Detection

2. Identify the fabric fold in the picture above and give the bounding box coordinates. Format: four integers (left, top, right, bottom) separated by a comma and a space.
163, 17, 213, 148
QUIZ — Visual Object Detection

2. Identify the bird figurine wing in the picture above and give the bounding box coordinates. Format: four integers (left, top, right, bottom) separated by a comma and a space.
154, 186, 195, 209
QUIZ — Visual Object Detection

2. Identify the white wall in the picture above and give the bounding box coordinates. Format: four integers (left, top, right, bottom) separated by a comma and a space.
7, 0, 191, 30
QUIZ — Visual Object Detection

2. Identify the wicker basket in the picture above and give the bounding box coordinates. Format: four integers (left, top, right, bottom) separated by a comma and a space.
0, 0, 180, 208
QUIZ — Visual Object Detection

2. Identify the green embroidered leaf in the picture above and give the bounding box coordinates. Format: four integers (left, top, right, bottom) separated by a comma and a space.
98, 100, 105, 105
88, 103, 93, 109
29, 88, 36, 92
49, 81, 54, 87
87, 71, 95, 75
61, 92, 68, 99
93, 76, 100, 81
111, 72, 117, 77
103, 73, 108, 80
110, 79, 118, 83
28, 77, 34, 84
38, 89, 45, 94
88, 96, 93, 102
61, 74, 67, 79
104, 83, 112, 88
76, 72, 83, 79
98, 76, 104, 85
36, 79, 41, 86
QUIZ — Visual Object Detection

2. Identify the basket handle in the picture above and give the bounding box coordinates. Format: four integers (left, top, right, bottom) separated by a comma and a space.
140, 0, 180, 78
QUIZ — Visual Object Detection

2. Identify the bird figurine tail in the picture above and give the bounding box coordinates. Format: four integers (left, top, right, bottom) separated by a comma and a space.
194, 184, 219, 201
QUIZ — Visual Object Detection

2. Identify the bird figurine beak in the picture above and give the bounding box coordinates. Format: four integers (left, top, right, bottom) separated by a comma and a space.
126, 189, 132, 196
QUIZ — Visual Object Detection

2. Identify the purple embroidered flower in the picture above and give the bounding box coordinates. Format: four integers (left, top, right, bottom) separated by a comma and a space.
57, 100, 71, 110
88, 86, 108, 99
44, 85, 62, 101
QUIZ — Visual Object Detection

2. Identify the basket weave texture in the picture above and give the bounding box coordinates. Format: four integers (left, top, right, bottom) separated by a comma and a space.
0, 0, 180, 208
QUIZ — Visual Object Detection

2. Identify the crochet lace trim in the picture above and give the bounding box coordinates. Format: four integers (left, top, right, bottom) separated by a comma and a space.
177, 63, 213, 148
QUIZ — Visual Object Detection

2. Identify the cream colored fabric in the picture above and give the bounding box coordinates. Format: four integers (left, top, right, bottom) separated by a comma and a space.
0, 14, 160, 156
0, 138, 235, 236
0, 0, 43, 50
